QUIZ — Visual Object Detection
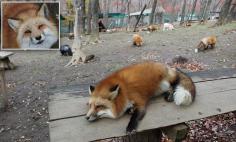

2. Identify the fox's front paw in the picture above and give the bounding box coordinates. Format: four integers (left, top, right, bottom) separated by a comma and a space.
126, 125, 136, 135
126, 121, 137, 134
163, 92, 174, 102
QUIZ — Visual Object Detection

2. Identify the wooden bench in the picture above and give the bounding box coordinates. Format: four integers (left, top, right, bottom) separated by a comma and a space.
48, 68, 236, 142
0, 51, 15, 110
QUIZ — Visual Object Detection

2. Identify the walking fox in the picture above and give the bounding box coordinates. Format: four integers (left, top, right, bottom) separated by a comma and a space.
195, 36, 217, 53
2, 3, 58, 49
133, 34, 143, 47
86, 61, 196, 133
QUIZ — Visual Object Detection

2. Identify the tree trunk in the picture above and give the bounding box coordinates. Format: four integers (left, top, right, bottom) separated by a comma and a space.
90, 0, 99, 43
202, 0, 212, 23
190, 0, 198, 21
212, 0, 221, 12
227, 3, 236, 22
87, 0, 92, 34
149, 0, 158, 25
104, 0, 109, 28
120, 0, 126, 27
133, 4, 147, 32
66, 0, 94, 66
217, 0, 233, 25
127, 0, 131, 31
171, 0, 178, 23
199, 0, 207, 21
81, 0, 86, 34
180, 0, 187, 25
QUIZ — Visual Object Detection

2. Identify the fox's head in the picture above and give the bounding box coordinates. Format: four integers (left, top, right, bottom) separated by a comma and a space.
86, 84, 120, 121
7, 4, 58, 49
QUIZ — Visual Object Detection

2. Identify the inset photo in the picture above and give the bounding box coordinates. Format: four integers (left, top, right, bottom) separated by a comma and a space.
1, 1, 59, 50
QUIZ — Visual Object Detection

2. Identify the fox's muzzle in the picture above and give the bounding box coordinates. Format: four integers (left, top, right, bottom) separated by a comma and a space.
85, 114, 98, 122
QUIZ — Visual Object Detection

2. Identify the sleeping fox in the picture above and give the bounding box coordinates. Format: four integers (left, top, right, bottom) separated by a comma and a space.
86, 61, 196, 133
133, 34, 143, 47
195, 36, 217, 53
2, 3, 58, 49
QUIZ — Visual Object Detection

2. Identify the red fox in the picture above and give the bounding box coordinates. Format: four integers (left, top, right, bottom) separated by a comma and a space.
195, 36, 217, 53
147, 25, 158, 32
133, 34, 143, 47
2, 3, 58, 49
86, 61, 196, 133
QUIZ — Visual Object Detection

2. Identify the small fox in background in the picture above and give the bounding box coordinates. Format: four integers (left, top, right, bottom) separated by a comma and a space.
147, 25, 159, 32
133, 34, 143, 47
2, 3, 58, 49
195, 36, 217, 53
163, 23, 174, 31
86, 62, 196, 133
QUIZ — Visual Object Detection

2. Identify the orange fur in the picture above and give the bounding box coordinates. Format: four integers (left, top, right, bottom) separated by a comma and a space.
90, 62, 177, 117
147, 25, 158, 32
2, 3, 57, 49
197, 36, 217, 51
133, 34, 143, 47
87, 62, 196, 132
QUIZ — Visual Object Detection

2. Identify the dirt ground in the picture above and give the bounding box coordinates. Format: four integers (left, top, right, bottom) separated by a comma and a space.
0, 22, 236, 142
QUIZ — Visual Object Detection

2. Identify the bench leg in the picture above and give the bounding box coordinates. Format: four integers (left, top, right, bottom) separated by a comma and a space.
2, 57, 15, 70
0, 70, 8, 110
162, 123, 189, 142
96, 129, 162, 142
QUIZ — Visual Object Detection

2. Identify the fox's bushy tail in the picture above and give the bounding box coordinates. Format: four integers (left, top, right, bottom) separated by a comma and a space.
173, 69, 196, 106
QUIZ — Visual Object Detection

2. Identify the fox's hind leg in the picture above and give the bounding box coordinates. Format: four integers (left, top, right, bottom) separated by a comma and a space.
163, 87, 174, 102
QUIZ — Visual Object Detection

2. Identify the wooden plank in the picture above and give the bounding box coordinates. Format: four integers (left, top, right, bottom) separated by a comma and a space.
48, 68, 236, 101
49, 88, 236, 142
188, 68, 236, 82
49, 78, 236, 121
0, 51, 14, 59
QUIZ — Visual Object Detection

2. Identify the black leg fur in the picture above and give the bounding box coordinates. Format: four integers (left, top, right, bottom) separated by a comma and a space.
126, 108, 146, 134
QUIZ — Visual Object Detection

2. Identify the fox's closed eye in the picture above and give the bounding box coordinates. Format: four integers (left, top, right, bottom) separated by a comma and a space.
38, 24, 44, 29
25, 30, 31, 34
96, 105, 106, 109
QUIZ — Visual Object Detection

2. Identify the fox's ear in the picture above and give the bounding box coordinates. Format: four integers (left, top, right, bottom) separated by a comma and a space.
89, 85, 95, 95
38, 4, 50, 19
8, 19, 21, 32
109, 84, 120, 100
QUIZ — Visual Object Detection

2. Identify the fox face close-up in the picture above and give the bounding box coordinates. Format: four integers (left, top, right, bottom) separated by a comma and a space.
7, 4, 58, 49
86, 85, 121, 122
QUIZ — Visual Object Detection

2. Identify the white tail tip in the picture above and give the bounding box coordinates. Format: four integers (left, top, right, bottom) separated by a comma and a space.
194, 48, 198, 53
174, 86, 192, 106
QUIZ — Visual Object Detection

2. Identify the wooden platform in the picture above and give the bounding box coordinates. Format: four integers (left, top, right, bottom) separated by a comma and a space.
48, 68, 236, 142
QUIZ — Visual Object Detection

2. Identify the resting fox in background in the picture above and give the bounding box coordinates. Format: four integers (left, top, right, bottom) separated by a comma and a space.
86, 61, 196, 133
132, 34, 143, 47
195, 36, 217, 53
2, 3, 58, 49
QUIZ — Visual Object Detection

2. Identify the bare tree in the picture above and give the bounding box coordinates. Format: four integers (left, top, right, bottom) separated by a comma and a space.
202, 0, 212, 23
171, 0, 178, 23
87, 0, 92, 34
127, 0, 131, 31
81, 0, 86, 34
180, 0, 187, 25
227, 3, 236, 22
190, 0, 198, 21
217, 0, 233, 25
199, 0, 207, 22
90, 0, 99, 42
133, 4, 147, 32
104, 0, 109, 28
66, 0, 94, 66
149, 0, 158, 25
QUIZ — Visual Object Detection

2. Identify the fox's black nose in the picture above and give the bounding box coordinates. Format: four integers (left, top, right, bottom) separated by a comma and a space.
35, 36, 42, 40
85, 116, 89, 120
